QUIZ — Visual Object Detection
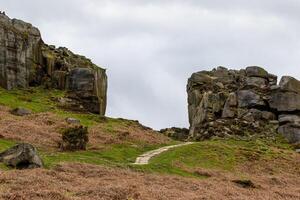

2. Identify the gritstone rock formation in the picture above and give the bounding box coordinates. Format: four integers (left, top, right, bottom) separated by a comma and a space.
187, 66, 300, 144
0, 13, 107, 115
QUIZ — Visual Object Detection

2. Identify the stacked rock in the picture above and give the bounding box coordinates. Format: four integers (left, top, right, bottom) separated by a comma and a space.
270, 76, 300, 144
187, 66, 300, 144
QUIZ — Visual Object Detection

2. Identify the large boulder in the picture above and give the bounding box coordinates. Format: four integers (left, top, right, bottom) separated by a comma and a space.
245, 77, 268, 89
270, 92, 300, 112
278, 124, 300, 144
0, 143, 43, 169
237, 90, 266, 108
245, 66, 269, 78
0, 14, 107, 115
245, 66, 277, 86
279, 76, 300, 93
269, 76, 300, 112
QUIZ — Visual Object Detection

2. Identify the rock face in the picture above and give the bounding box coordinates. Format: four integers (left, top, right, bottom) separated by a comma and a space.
0, 143, 43, 169
187, 66, 300, 144
0, 13, 107, 115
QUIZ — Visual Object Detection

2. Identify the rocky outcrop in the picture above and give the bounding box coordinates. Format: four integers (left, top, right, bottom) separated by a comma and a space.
0, 14, 42, 90
187, 66, 300, 144
0, 13, 107, 115
0, 143, 43, 169
159, 127, 189, 141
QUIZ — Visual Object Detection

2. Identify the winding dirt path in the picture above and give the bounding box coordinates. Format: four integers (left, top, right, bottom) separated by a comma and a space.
134, 142, 195, 165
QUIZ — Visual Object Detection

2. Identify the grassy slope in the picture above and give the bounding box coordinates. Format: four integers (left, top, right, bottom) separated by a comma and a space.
0, 87, 171, 169
133, 136, 295, 177
0, 87, 297, 179
0, 138, 167, 169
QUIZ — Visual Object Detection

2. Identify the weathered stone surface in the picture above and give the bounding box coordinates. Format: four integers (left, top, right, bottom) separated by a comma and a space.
10, 107, 32, 116
269, 76, 300, 112
189, 72, 214, 85
245, 77, 268, 89
278, 124, 300, 144
279, 76, 300, 93
0, 143, 43, 169
237, 90, 265, 108
222, 92, 237, 118
0, 14, 107, 115
0, 15, 42, 89
269, 91, 300, 112
278, 115, 300, 125
245, 66, 269, 78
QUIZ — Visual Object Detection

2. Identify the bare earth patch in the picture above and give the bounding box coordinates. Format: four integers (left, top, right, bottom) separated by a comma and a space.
0, 162, 299, 200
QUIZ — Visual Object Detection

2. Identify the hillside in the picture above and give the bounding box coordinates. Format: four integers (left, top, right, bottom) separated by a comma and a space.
0, 14, 299, 200
0, 87, 299, 199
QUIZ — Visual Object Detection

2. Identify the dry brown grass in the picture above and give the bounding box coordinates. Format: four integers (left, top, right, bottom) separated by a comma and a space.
0, 162, 299, 200
0, 105, 299, 199
0, 106, 64, 149
0, 106, 170, 150
89, 123, 170, 147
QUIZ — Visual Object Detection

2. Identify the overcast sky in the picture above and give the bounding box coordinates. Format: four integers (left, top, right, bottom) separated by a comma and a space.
1, 0, 300, 129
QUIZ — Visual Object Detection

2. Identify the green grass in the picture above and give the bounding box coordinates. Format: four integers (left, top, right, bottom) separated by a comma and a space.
132, 136, 294, 177
0, 136, 295, 178
0, 87, 127, 127
0, 139, 166, 169
41, 144, 165, 168
0, 87, 64, 113
0, 139, 16, 170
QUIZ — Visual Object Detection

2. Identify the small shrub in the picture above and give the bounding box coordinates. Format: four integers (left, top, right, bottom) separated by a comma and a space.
60, 126, 89, 151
